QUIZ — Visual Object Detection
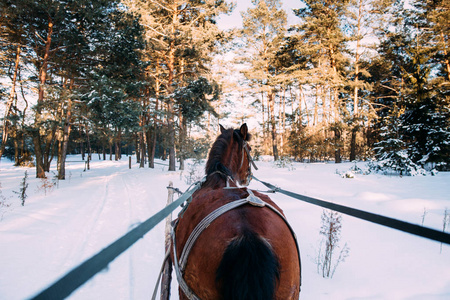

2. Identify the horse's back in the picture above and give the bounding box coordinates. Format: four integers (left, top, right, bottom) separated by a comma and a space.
175, 188, 300, 300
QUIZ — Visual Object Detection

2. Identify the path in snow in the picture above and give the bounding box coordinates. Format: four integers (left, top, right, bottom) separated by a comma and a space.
1, 156, 449, 299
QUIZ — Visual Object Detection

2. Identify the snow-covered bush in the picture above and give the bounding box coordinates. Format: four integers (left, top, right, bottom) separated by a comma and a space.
337, 162, 368, 178
369, 150, 427, 176
341, 171, 355, 178
349, 161, 363, 174
274, 156, 295, 171
183, 159, 204, 185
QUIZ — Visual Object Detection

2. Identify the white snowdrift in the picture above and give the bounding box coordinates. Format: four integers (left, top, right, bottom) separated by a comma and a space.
0, 156, 449, 299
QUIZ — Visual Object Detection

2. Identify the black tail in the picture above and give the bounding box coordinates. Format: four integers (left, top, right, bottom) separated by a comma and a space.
216, 230, 280, 300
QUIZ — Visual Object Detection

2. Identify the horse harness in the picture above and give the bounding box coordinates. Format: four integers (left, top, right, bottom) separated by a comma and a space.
158, 139, 301, 300
171, 187, 301, 300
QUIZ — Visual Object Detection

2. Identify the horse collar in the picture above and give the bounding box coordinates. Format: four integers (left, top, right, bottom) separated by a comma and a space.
208, 170, 237, 187
171, 188, 301, 300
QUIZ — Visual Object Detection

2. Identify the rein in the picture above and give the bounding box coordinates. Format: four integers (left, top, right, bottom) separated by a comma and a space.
168, 135, 297, 300
243, 141, 259, 171
171, 188, 301, 300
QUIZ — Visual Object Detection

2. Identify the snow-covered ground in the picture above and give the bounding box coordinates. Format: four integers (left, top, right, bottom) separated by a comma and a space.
1, 155, 449, 300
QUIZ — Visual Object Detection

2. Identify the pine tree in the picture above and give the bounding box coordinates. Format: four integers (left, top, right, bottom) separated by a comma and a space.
400, 40, 450, 168
373, 105, 421, 176
240, 0, 287, 161
289, 0, 350, 162
409, 0, 450, 168
82, 8, 145, 160
124, 0, 232, 170
1, 0, 146, 178
173, 77, 220, 168
346, 0, 380, 161
370, 0, 450, 172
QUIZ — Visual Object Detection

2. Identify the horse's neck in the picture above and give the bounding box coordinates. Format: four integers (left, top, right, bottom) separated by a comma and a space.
203, 168, 239, 190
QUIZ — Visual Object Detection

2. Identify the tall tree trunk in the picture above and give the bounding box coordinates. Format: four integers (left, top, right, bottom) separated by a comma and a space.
85, 124, 92, 160
350, 0, 363, 163
334, 128, 341, 163
139, 132, 145, 168
81, 134, 85, 161
135, 134, 140, 163
32, 133, 45, 177
115, 127, 120, 161
268, 91, 278, 161
440, 32, 450, 82
43, 123, 58, 172
12, 128, 20, 165
143, 128, 148, 165
33, 19, 53, 178
166, 6, 177, 172
333, 88, 342, 163
178, 113, 186, 171
0, 45, 21, 160
17, 82, 28, 165
350, 128, 357, 161
260, 91, 268, 152
313, 87, 319, 126
58, 79, 74, 180
148, 67, 160, 169
280, 87, 286, 156
167, 81, 176, 171
148, 123, 156, 169
109, 141, 113, 161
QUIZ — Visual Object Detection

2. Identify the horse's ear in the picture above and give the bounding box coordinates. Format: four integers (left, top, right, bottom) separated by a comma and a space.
219, 124, 226, 134
240, 123, 248, 140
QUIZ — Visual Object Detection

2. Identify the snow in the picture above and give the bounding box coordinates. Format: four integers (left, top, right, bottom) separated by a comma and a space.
1, 156, 450, 300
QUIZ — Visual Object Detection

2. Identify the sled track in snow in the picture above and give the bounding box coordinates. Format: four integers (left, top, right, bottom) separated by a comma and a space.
61, 176, 110, 269
31, 173, 450, 300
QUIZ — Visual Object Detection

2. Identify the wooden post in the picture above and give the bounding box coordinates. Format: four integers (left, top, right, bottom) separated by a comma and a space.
129, 156, 132, 169
161, 182, 174, 300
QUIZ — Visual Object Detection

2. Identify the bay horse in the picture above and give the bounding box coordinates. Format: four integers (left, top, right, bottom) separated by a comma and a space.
172, 123, 301, 300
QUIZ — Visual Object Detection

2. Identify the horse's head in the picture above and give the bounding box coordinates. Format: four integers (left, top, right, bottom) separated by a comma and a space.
205, 123, 257, 187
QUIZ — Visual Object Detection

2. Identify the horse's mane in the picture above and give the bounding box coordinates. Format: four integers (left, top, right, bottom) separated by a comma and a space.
204, 126, 251, 187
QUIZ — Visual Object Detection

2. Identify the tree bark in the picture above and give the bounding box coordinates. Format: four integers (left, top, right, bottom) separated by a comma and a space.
81, 134, 85, 161
43, 123, 58, 172
334, 128, 342, 164
58, 79, 74, 180
268, 91, 278, 161
148, 64, 161, 169
350, 128, 357, 161
139, 131, 145, 168
167, 6, 177, 172
440, 32, 450, 82
147, 127, 155, 168
178, 114, 186, 171
350, 0, 363, 163
135, 133, 140, 163
114, 127, 120, 161
12, 128, 20, 165
33, 19, 54, 178
0, 45, 21, 160
85, 124, 92, 160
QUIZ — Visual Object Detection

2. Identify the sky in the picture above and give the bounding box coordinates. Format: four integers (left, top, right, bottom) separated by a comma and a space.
216, 0, 305, 30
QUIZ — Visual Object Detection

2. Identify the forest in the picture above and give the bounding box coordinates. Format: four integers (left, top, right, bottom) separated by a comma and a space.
0, 0, 449, 179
